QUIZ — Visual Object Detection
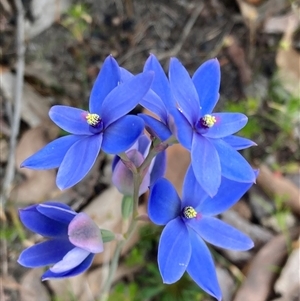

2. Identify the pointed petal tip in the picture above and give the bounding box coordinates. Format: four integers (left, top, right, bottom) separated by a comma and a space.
208, 57, 220, 65
20, 157, 32, 168
147, 53, 156, 61
41, 273, 51, 281
17, 257, 23, 266
214, 57, 220, 64
57, 181, 67, 191
199, 58, 220, 72
107, 54, 116, 61
56, 178, 73, 191
248, 240, 255, 250
170, 57, 179, 64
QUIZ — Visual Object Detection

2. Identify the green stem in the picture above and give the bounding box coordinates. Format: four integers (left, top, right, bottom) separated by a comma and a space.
100, 241, 123, 301
100, 168, 140, 300
100, 137, 173, 299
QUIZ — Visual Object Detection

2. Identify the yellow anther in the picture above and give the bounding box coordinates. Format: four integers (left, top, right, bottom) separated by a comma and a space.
201, 114, 216, 128
86, 113, 100, 126
182, 206, 197, 219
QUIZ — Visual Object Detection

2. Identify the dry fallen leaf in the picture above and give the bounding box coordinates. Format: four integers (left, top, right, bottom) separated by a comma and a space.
224, 35, 252, 85
274, 238, 300, 300
20, 269, 51, 301
10, 126, 60, 204
233, 227, 300, 301
1, 71, 52, 128
165, 143, 190, 196
276, 13, 300, 97
236, 0, 290, 28
257, 164, 300, 217
216, 267, 235, 301
24, 0, 72, 39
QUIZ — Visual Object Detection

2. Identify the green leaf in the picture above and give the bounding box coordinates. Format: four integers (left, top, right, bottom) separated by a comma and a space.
121, 195, 133, 220
100, 229, 115, 243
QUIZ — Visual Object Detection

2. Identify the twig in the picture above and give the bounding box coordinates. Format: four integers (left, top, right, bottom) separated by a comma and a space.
1, 0, 25, 204
233, 227, 300, 301
157, 3, 204, 60
257, 165, 300, 217
1, 0, 25, 277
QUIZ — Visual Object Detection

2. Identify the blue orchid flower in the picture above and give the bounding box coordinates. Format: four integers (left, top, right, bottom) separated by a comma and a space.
169, 58, 256, 196
112, 134, 166, 196
138, 54, 177, 141
18, 202, 103, 280
119, 54, 176, 142
21, 56, 154, 190
148, 166, 256, 300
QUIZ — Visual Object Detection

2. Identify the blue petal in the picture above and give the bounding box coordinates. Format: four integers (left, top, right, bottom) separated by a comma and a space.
37, 204, 76, 224
186, 229, 222, 301
158, 217, 191, 284
101, 116, 144, 154
120, 67, 133, 82
182, 165, 208, 209
222, 135, 257, 150
19, 206, 69, 237
203, 113, 248, 138
50, 247, 90, 273
169, 108, 193, 150
198, 178, 255, 216
49, 106, 92, 135
140, 90, 168, 121
144, 54, 175, 112
169, 58, 201, 125
138, 114, 172, 141
42, 201, 73, 211
18, 239, 74, 267
212, 139, 256, 183
89, 56, 121, 114
57, 135, 102, 190
187, 216, 254, 251
148, 178, 181, 225
192, 59, 220, 115
150, 151, 166, 185
21, 135, 82, 169
191, 134, 221, 197
100, 71, 154, 127
136, 134, 150, 155
41, 253, 94, 280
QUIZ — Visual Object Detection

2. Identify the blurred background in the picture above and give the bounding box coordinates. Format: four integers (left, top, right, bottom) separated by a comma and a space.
0, 0, 299, 300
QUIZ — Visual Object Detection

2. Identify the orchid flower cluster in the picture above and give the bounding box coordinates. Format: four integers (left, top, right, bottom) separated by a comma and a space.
18, 54, 257, 301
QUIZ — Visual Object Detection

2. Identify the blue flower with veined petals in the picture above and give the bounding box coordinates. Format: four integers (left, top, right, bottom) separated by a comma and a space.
21, 56, 154, 190
169, 58, 256, 196
18, 202, 103, 280
112, 134, 166, 196
148, 166, 256, 300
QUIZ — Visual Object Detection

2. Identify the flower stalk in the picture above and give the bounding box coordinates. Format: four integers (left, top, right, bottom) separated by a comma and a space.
100, 145, 152, 299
